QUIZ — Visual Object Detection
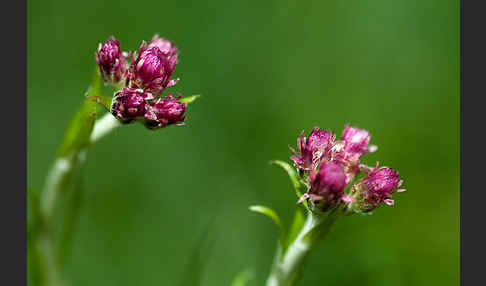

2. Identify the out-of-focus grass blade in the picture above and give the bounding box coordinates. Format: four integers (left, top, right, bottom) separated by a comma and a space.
231, 268, 255, 286
269, 160, 308, 210
180, 94, 200, 104
177, 217, 216, 286
249, 205, 285, 247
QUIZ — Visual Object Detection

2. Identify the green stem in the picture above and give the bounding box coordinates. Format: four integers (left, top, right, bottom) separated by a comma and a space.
90, 113, 121, 144
266, 210, 340, 286
36, 115, 120, 286
34, 67, 120, 285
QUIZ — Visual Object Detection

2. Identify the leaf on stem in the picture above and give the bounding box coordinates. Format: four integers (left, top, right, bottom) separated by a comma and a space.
249, 205, 285, 246
269, 160, 309, 210
57, 100, 98, 158
85, 94, 113, 112
231, 268, 255, 286
180, 94, 201, 104
57, 67, 103, 158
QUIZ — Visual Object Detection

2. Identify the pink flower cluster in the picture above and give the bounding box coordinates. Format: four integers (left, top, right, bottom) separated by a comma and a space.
290, 126, 405, 213
95, 35, 186, 129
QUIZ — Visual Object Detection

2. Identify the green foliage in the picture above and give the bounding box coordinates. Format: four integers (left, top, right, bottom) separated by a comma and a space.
270, 160, 308, 210
249, 205, 285, 246
231, 268, 255, 286
180, 94, 201, 104
57, 68, 102, 158
86, 95, 113, 112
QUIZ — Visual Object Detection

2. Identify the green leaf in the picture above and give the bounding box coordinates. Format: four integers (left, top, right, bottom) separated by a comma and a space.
85, 94, 113, 112
180, 94, 200, 104
57, 100, 97, 158
284, 208, 305, 253
269, 160, 308, 209
231, 268, 255, 286
57, 68, 102, 158
249, 205, 285, 246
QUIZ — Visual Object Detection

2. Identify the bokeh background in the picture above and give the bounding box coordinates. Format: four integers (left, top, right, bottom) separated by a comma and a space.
27, 0, 459, 285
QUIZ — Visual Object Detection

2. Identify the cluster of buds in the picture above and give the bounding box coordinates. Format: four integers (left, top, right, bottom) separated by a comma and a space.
291, 125, 405, 214
95, 35, 186, 129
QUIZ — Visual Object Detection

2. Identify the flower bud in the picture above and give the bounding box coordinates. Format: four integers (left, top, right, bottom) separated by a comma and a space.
96, 36, 128, 85
341, 125, 376, 158
304, 161, 347, 211
110, 88, 153, 123
129, 42, 178, 95
143, 94, 186, 129
329, 125, 377, 184
290, 127, 336, 174
348, 164, 405, 213
149, 34, 178, 58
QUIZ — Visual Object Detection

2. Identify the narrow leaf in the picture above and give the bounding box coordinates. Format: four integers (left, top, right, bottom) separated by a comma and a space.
249, 205, 285, 245
180, 94, 200, 104
85, 94, 113, 112
231, 268, 255, 286
269, 160, 308, 209
57, 68, 102, 158
57, 100, 97, 158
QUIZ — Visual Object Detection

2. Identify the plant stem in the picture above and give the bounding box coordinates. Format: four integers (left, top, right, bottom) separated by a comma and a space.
36, 113, 120, 286
40, 112, 119, 224
90, 113, 121, 144
266, 210, 340, 286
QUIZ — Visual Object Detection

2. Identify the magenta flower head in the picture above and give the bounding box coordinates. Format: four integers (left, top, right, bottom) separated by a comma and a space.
149, 34, 178, 58
96, 36, 129, 86
341, 125, 377, 158
290, 127, 336, 175
128, 41, 179, 96
348, 164, 406, 213
300, 161, 347, 211
110, 88, 153, 123
143, 94, 187, 129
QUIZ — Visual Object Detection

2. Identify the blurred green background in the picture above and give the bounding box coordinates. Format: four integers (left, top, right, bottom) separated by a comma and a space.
27, 0, 459, 285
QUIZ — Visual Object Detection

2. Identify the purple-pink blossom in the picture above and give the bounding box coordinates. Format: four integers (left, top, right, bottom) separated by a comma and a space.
348, 163, 405, 213
290, 127, 335, 174
341, 125, 373, 158
305, 161, 347, 210
96, 36, 129, 85
291, 125, 405, 213
149, 34, 179, 58
128, 42, 179, 96
144, 94, 187, 129
110, 88, 153, 123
